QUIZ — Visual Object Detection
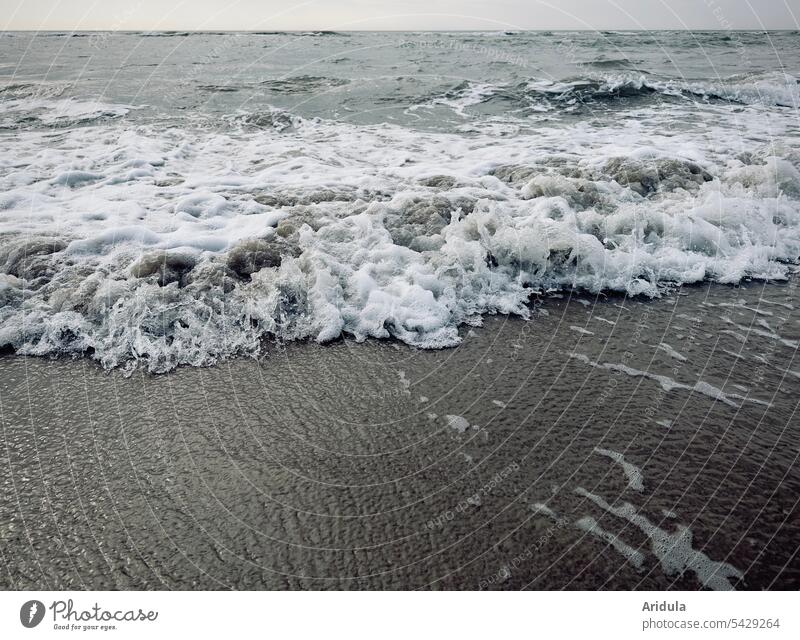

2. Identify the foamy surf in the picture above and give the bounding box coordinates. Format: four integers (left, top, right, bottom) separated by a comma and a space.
1, 98, 799, 371
1, 30, 800, 372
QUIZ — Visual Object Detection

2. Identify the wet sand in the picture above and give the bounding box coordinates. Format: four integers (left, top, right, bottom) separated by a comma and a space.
0, 280, 798, 590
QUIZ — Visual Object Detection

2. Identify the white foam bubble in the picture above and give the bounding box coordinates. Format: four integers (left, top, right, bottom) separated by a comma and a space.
445, 415, 470, 434
570, 353, 750, 408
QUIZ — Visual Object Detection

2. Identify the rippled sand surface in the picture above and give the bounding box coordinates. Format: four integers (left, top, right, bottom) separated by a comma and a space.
1, 280, 798, 590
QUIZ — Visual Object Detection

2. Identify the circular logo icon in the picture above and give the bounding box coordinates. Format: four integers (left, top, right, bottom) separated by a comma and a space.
20, 600, 45, 628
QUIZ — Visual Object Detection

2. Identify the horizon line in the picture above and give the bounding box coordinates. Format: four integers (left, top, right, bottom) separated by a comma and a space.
3, 28, 798, 33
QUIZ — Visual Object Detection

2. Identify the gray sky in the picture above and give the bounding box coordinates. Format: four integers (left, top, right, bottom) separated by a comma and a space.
3, 0, 800, 31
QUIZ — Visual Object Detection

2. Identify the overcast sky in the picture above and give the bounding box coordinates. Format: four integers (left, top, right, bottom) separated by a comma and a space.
3, 0, 800, 31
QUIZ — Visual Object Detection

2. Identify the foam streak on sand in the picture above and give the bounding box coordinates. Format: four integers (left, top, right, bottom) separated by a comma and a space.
569, 354, 770, 409
593, 447, 645, 491
575, 488, 743, 590
575, 516, 646, 569
657, 343, 687, 362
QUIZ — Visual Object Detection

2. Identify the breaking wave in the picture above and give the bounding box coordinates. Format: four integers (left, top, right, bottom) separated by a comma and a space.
422, 72, 800, 115
0, 93, 133, 130
1, 99, 799, 372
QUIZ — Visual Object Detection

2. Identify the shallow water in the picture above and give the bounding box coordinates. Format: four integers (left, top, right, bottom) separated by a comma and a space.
1, 281, 797, 590
2, 31, 800, 371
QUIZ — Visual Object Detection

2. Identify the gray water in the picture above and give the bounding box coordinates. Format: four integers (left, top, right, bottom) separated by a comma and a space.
1, 31, 800, 371
4, 30, 800, 129
0, 32, 799, 590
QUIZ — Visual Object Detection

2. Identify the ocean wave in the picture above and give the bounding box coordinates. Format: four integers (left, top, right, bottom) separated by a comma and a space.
224, 107, 304, 132
296, 31, 343, 37
197, 83, 244, 93
0, 81, 71, 100
259, 75, 349, 94
421, 72, 800, 116
678, 72, 800, 107
582, 56, 641, 69
141, 31, 193, 37
0, 95, 133, 129
1, 110, 799, 372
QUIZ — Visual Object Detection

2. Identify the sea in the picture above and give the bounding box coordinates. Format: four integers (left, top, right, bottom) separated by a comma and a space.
0, 31, 799, 591
1, 30, 799, 371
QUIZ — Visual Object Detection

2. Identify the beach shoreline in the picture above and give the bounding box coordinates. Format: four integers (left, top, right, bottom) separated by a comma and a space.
1, 279, 797, 590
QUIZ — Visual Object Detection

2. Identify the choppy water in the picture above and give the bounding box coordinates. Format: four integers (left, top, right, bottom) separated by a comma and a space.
2, 31, 800, 371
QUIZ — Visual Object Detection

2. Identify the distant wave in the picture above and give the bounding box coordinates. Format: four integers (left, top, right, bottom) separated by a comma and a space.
250, 31, 342, 36
196, 77, 350, 95
141, 31, 193, 37
260, 75, 349, 94
0, 95, 133, 129
297, 31, 343, 37
0, 81, 70, 100
582, 56, 641, 69
677, 72, 800, 107
420, 72, 800, 116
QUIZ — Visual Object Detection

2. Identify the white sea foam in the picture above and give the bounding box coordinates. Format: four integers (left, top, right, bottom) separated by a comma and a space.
570, 326, 595, 336
570, 353, 769, 408
657, 343, 687, 362
593, 447, 645, 491
530, 503, 558, 520
724, 318, 799, 349
576, 487, 744, 590
0, 96, 133, 128
1, 91, 800, 371
445, 415, 471, 434
575, 516, 645, 569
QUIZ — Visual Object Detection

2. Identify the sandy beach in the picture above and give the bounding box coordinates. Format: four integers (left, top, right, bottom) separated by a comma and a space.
1, 279, 798, 590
